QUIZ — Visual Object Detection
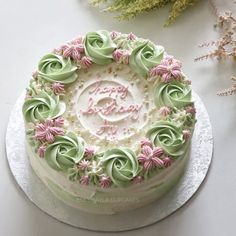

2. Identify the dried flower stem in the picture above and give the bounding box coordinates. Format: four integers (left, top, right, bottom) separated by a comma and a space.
91, 0, 199, 25
195, 0, 236, 96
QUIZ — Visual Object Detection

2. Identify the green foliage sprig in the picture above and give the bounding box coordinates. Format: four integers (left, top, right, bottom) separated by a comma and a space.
91, 0, 199, 25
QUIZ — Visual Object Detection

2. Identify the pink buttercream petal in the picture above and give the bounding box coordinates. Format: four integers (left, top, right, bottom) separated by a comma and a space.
152, 147, 164, 157
152, 157, 164, 167
142, 145, 152, 156
45, 132, 55, 143
49, 127, 64, 136
144, 160, 154, 171
138, 154, 148, 163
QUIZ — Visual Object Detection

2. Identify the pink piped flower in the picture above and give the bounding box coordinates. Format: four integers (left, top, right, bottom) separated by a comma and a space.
132, 176, 143, 184
127, 33, 136, 40
52, 82, 65, 95
184, 79, 192, 85
35, 119, 64, 143
140, 138, 153, 148
32, 70, 38, 79
25, 94, 32, 100
110, 31, 119, 39
70, 37, 83, 46
183, 130, 191, 141
159, 106, 171, 117
149, 56, 182, 83
62, 45, 82, 61
37, 145, 47, 158
53, 44, 68, 55
99, 175, 111, 188
80, 56, 92, 68
54, 117, 64, 127
84, 147, 95, 158
162, 156, 172, 167
185, 105, 196, 116
78, 160, 91, 171
113, 49, 129, 64
113, 49, 123, 61
80, 175, 89, 185
138, 146, 164, 171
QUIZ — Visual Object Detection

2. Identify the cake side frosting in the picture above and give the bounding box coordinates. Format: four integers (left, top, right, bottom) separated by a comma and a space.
22, 30, 196, 214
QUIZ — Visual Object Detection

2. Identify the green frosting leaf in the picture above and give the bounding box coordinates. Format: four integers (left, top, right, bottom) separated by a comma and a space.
154, 81, 192, 109
38, 53, 78, 84
146, 121, 187, 157
22, 92, 66, 123
84, 30, 116, 65
102, 148, 139, 187
130, 41, 164, 77
68, 167, 80, 181
45, 132, 85, 171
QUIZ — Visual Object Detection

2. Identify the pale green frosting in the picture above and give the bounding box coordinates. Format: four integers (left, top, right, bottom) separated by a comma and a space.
154, 81, 192, 109
130, 41, 164, 77
84, 30, 116, 65
38, 53, 78, 84
102, 148, 139, 187
170, 108, 195, 128
22, 92, 66, 123
146, 121, 186, 157
45, 132, 85, 171
68, 167, 80, 181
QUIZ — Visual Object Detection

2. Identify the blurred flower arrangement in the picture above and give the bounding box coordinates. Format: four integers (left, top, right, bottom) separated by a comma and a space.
195, 0, 236, 96
91, 0, 199, 25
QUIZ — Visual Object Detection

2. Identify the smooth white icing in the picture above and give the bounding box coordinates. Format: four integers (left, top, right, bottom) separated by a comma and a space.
26, 141, 190, 214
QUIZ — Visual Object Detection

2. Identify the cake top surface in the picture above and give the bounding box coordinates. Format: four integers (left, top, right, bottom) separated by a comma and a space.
22, 30, 196, 188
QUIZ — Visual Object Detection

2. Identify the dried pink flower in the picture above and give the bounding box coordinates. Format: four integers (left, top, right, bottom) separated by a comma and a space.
138, 145, 164, 171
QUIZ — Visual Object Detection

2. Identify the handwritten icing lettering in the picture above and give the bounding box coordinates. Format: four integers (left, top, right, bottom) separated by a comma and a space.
89, 80, 129, 99
96, 120, 117, 136
81, 98, 142, 120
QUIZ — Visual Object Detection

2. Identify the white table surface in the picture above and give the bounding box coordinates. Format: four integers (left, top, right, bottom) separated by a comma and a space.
1, 0, 236, 235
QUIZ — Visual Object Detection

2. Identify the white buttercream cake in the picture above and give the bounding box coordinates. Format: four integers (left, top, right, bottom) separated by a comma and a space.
22, 30, 196, 214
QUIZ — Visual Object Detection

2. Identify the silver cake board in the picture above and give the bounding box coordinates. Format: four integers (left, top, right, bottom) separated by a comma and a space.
5, 91, 213, 232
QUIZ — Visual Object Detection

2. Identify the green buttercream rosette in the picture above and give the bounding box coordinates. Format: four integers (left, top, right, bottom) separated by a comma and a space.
147, 121, 187, 157
84, 30, 116, 65
130, 41, 164, 77
22, 92, 66, 123
45, 132, 85, 171
102, 148, 139, 187
154, 81, 192, 109
38, 53, 78, 84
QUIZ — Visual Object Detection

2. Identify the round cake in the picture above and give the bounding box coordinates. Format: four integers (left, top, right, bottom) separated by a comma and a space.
22, 30, 196, 214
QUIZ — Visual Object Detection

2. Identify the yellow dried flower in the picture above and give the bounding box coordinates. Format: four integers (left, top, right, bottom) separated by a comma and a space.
91, 0, 199, 25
